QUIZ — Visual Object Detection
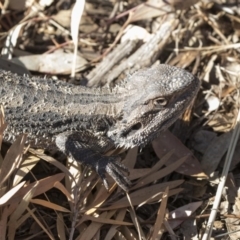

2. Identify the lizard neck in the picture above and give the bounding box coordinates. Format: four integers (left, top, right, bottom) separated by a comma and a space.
61, 82, 137, 118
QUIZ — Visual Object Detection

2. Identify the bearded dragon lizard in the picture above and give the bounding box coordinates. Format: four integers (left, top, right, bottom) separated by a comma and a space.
0, 65, 200, 191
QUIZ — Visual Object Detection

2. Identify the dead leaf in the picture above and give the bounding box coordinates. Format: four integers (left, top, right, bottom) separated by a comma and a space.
0, 135, 27, 186
13, 49, 88, 74
129, 0, 171, 23
57, 213, 66, 240
0, 181, 26, 205
152, 130, 206, 178
168, 201, 203, 229
164, 0, 200, 10
151, 187, 169, 239
104, 209, 127, 240
78, 211, 112, 240
132, 155, 188, 190
1, 173, 65, 206
201, 131, 232, 175
30, 199, 70, 212
101, 180, 184, 210
7, 0, 26, 11
13, 154, 40, 186
192, 130, 217, 154
8, 182, 38, 239
0, 59, 30, 76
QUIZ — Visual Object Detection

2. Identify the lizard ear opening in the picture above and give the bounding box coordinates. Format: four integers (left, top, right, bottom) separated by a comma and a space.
131, 122, 142, 131
122, 122, 142, 137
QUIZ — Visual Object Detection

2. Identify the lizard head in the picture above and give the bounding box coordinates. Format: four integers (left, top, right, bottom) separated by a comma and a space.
107, 64, 200, 148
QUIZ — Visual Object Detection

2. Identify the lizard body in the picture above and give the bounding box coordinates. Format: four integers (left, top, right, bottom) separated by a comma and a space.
0, 65, 200, 190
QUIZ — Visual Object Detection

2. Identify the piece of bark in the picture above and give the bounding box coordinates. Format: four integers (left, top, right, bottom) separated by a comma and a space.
86, 40, 140, 86
105, 17, 178, 85
86, 4, 178, 86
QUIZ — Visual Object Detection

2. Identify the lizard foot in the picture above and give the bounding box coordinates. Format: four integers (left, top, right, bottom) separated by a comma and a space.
96, 156, 131, 192
55, 131, 132, 191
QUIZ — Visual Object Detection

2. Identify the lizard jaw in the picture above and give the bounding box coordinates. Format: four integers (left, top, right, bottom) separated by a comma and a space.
107, 116, 160, 148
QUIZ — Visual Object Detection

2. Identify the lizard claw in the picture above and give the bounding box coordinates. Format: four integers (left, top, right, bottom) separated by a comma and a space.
96, 156, 131, 191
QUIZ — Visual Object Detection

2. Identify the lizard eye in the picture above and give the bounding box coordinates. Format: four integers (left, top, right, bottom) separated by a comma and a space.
153, 98, 167, 107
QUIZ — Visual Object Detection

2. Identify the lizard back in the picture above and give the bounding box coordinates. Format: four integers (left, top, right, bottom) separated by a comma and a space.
0, 72, 125, 147
0, 65, 200, 149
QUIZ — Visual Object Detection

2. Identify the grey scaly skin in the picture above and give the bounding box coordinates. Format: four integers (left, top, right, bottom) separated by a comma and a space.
0, 65, 200, 191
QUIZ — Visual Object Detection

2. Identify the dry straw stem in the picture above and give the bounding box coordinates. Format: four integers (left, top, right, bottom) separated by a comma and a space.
127, 192, 144, 240
71, 0, 85, 77
203, 103, 240, 239
151, 187, 169, 240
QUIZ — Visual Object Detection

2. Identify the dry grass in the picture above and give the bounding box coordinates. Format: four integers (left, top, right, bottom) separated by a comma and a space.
0, 0, 240, 239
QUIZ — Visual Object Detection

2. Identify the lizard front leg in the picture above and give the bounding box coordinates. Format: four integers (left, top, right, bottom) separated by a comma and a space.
55, 131, 131, 191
